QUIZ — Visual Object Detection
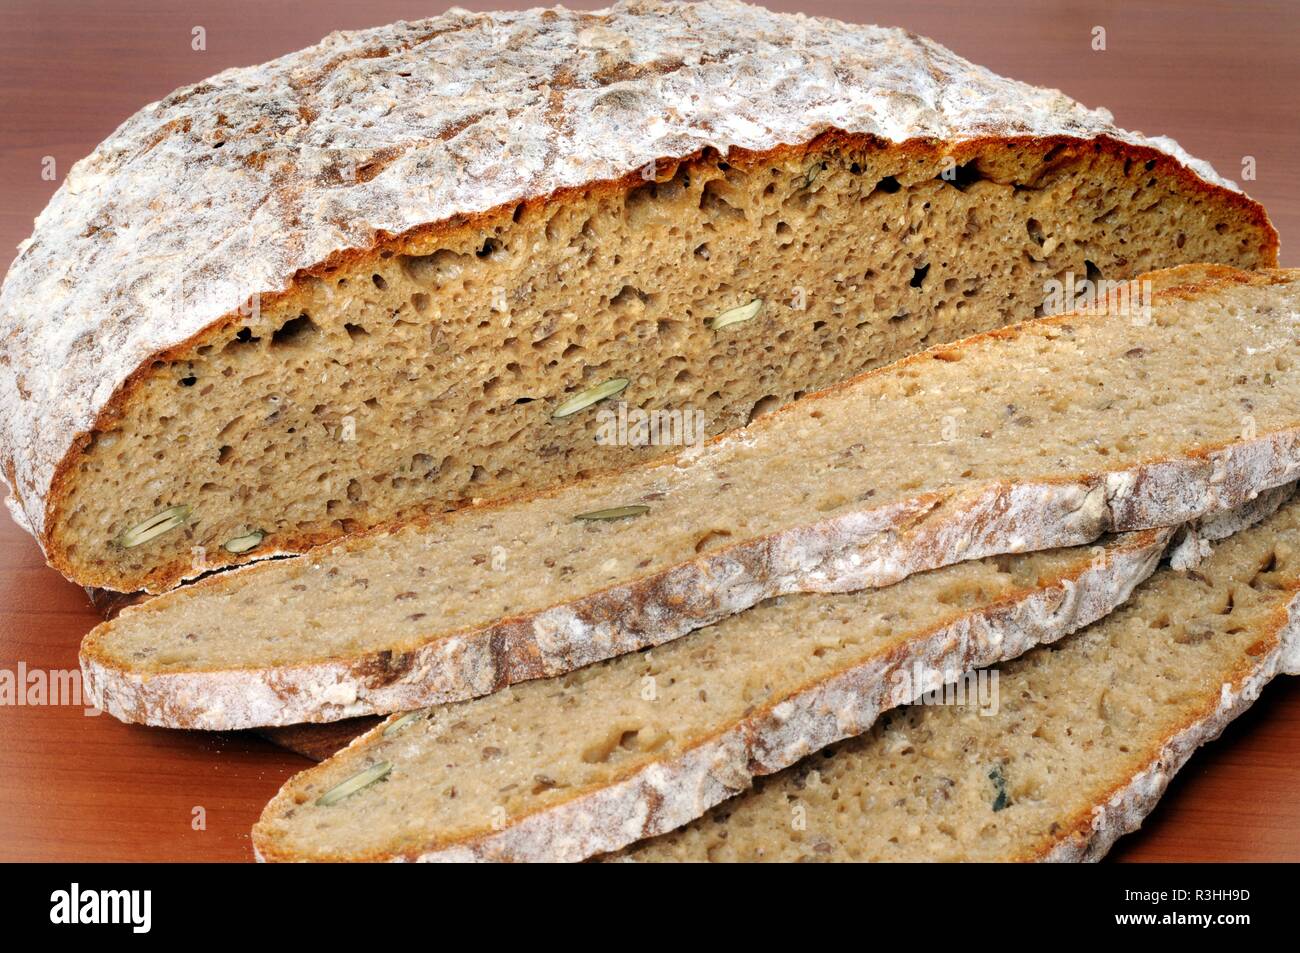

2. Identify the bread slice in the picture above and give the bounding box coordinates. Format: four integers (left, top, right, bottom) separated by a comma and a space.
252, 532, 1164, 862
616, 492, 1300, 862
0, 1, 1276, 594
80, 266, 1300, 730
249, 484, 1292, 862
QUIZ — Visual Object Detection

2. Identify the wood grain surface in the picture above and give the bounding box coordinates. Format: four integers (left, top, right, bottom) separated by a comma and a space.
1, 0, 1297, 863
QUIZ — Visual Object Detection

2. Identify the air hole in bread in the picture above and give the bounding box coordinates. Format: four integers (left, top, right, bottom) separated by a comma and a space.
938, 160, 983, 190
871, 175, 901, 196
270, 314, 318, 347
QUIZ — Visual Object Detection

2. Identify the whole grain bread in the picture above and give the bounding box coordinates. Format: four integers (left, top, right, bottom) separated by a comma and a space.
79, 266, 1300, 730
618, 490, 1300, 862
0, 0, 1276, 594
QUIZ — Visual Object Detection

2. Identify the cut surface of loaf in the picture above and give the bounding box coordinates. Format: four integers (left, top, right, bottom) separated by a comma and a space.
0, 1, 1276, 593
252, 527, 1170, 862
80, 266, 1300, 730
619, 492, 1300, 862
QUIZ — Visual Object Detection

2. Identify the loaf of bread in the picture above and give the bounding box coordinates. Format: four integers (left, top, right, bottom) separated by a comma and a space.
249, 487, 1292, 862
0, 0, 1276, 594
618, 490, 1300, 862
79, 266, 1300, 730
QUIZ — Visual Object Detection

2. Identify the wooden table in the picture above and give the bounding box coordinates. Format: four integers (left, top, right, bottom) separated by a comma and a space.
1, 0, 1297, 862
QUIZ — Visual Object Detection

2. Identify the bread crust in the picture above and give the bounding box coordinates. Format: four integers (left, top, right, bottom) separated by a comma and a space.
0, 0, 1277, 592
79, 265, 1300, 730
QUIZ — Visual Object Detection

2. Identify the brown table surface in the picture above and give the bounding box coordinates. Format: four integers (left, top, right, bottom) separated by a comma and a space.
2, 0, 1298, 863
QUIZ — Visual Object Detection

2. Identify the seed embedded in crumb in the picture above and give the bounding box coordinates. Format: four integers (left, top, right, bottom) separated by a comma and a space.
551, 378, 630, 418
223, 529, 265, 553
315, 761, 392, 806
116, 506, 191, 549
574, 504, 651, 521
708, 298, 763, 331
383, 712, 421, 736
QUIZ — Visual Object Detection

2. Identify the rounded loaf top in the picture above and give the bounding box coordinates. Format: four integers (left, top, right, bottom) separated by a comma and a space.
0, 0, 1241, 540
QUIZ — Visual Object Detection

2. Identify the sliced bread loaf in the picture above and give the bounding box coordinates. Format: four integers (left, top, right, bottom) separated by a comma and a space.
618, 492, 1300, 862
0, 1, 1276, 594
81, 266, 1300, 730
249, 487, 1291, 862
244, 519, 1197, 862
